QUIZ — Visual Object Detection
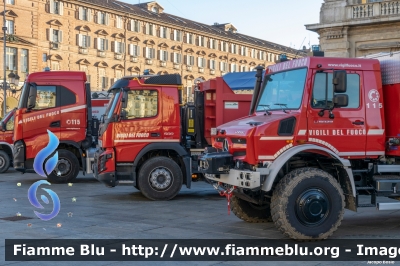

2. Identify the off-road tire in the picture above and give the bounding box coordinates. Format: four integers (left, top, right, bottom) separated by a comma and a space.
271, 167, 344, 240
231, 195, 272, 223
0, 150, 10, 173
138, 157, 183, 201
47, 149, 80, 183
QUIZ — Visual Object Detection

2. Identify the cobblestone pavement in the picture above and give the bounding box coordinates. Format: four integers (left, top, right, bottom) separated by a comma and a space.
1, 169, 400, 266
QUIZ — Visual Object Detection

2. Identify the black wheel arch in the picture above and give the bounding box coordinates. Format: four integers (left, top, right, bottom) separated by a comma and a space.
132, 143, 191, 188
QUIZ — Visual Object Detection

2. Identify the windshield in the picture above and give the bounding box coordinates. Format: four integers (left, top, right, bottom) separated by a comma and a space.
104, 90, 120, 119
256, 68, 308, 111
18, 82, 29, 109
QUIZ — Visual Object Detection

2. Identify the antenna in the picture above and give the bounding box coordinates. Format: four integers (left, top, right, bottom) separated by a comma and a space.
294, 37, 306, 59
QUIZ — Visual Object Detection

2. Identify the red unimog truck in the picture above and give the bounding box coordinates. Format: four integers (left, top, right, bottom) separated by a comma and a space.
199, 52, 400, 240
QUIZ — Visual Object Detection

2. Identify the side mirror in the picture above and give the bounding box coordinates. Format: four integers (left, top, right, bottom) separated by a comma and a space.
333, 94, 348, 107
120, 109, 127, 120
1, 121, 5, 132
27, 85, 37, 110
332, 70, 347, 93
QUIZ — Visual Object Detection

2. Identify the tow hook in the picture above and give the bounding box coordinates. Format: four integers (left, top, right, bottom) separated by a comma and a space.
212, 182, 236, 215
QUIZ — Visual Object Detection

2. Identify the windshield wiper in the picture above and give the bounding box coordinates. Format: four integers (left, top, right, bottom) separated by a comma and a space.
258, 104, 271, 115
274, 103, 288, 113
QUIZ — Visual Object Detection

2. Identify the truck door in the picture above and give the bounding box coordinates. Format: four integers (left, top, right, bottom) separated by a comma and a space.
307, 70, 367, 157
22, 84, 61, 155
113, 88, 163, 162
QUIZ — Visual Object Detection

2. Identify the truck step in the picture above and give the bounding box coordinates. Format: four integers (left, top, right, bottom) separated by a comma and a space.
356, 186, 375, 190
377, 202, 400, 211
357, 204, 375, 208
373, 175, 400, 193
117, 180, 134, 186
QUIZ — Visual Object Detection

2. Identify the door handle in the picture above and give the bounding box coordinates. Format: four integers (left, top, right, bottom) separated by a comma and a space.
50, 121, 60, 127
352, 121, 364, 125
150, 132, 160, 137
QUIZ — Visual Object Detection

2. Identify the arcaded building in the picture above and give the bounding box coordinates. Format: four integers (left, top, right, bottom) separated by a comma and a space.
0, 0, 301, 114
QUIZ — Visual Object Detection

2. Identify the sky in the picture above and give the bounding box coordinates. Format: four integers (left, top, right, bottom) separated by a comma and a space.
120, 0, 325, 50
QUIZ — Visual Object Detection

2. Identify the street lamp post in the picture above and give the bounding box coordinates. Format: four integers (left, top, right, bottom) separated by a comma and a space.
2, 0, 7, 117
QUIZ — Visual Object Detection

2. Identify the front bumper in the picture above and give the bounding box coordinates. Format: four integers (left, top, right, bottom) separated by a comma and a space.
93, 149, 116, 187
199, 151, 267, 189
13, 140, 26, 172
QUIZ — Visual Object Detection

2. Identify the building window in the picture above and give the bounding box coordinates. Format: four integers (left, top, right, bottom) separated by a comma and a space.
241, 65, 246, 72
116, 16, 123, 29
130, 20, 140, 32
186, 55, 194, 66
197, 57, 206, 68
79, 7, 91, 21
160, 26, 168, 38
48, 29, 62, 43
173, 53, 182, 64
6, 0, 15, 5
230, 63, 237, 72
123, 90, 158, 119
6, 47, 16, 71
129, 44, 140, 56
113, 41, 125, 54
186, 33, 193, 44
209, 39, 217, 49
251, 49, 256, 58
77, 34, 91, 48
198, 36, 205, 47
145, 47, 155, 59
97, 12, 109, 25
51, 61, 60, 70
145, 23, 155, 36
42, 53, 47, 62
5, 20, 14, 34
21, 49, 28, 73
159, 50, 168, 61
99, 68, 108, 90
49, 0, 64, 15
240, 46, 247, 56
115, 70, 122, 81
97, 38, 108, 51
209, 59, 216, 70
173, 30, 182, 41
220, 41, 228, 52
231, 44, 237, 54
220, 62, 227, 72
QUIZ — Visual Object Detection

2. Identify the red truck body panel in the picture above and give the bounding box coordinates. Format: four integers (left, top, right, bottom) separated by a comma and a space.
14, 71, 88, 161
199, 76, 253, 145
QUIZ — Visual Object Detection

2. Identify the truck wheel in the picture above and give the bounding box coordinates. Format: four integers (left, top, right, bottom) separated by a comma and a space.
47, 149, 80, 184
231, 195, 271, 223
271, 167, 344, 240
0, 150, 10, 173
138, 157, 183, 201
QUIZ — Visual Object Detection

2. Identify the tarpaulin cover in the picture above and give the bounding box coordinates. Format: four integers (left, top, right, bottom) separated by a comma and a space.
222, 71, 264, 91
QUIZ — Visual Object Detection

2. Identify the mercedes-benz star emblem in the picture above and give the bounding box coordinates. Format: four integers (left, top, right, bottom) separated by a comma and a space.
223, 139, 229, 152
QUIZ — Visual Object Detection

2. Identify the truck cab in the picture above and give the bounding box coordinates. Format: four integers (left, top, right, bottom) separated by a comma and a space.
13, 71, 94, 183
200, 56, 388, 240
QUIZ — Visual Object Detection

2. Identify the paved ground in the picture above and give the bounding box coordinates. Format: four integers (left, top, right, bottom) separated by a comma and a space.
1, 169, 400, 266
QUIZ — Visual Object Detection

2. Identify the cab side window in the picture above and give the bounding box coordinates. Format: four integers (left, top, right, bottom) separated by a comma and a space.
123, 90, 158, 119
311, 73, 360, 109
34, 86, 56, 110
5, 115, 14, 131
58, 86, 76, 106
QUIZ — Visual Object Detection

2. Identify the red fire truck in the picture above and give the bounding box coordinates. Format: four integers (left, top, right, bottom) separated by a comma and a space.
13, 71, 109, 182
0, 109, 15, 173
94, 72, 256, 200
199, 52, 400, 240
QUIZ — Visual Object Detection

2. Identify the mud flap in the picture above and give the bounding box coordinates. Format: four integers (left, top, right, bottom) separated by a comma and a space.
183, 156, 192, 188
